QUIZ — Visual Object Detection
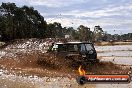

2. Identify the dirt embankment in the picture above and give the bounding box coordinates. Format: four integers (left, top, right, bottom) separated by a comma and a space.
0, 39, 131, 78
0, 38, 77, 77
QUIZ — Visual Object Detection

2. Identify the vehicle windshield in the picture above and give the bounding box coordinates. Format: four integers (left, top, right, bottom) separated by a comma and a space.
85, 44, 94, 51
80, 44, 94, 52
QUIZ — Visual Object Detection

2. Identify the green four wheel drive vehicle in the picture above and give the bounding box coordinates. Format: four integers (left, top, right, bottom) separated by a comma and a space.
37, 42, 99, 66
48, 42, 98, 62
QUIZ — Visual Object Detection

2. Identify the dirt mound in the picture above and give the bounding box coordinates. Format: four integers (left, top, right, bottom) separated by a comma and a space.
1, 38, 80, 69
0, 38, 78, 76
0, 38, 68, 59
5, 38, 54, 52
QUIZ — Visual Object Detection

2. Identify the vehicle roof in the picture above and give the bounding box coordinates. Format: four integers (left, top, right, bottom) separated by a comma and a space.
55, 42, 92, 44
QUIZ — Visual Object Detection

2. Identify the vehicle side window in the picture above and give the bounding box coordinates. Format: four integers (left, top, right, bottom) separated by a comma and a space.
58, 44, 66, 52
67, 44, 78, 52
74, 45, 78, 51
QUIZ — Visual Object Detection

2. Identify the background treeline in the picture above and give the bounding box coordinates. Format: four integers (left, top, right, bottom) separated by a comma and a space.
0, 2, 132, 42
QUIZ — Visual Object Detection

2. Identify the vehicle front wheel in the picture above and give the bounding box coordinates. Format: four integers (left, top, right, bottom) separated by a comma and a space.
76, 76, 87, 85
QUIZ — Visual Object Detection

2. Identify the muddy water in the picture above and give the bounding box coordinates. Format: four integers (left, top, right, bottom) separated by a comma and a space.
100, 57, 132, 65
95, 45, 132, 65
95, 45, 132, 51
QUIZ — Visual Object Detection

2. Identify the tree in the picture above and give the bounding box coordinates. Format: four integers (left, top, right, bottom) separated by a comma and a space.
77, 25, 93, 41
47, 22, 64, 38
71, 30, 79, 40
0, 3, 17, 40
0, 2, 47, 41
93, 26, 104, 42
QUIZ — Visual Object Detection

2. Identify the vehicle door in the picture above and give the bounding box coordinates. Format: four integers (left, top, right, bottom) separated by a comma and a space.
55, 44, 68, 59
66, 44, 80, 61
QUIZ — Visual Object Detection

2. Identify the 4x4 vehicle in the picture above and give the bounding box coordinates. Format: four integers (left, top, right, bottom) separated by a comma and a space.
37, 42, 99, 66
52, 42, 98, 62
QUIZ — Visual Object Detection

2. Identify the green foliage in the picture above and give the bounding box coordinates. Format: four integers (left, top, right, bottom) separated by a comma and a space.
77, 25, 93, 41
0, 2, 47, 41
71, 25, 93, 41
47, 22, 64, 38
93, 26, 104, 42
71, 30, 79, 40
